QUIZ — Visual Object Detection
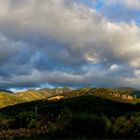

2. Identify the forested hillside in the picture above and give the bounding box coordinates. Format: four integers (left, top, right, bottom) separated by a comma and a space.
0, 88, 140, 139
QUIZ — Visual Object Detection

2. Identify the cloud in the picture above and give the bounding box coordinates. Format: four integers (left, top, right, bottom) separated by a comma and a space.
0, 0, 140, 89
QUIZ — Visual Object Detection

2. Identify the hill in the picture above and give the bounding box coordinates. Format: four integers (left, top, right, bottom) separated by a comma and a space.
38, 87, 71, 97
15, 87, 72, 101
0, 92, 25, 108
0, 87, 72, 108
1, 90, 140, 139
114, 87, 140, 98
0, 87, 140, 109
14, 89, 46, 101
58, 88, 140, 103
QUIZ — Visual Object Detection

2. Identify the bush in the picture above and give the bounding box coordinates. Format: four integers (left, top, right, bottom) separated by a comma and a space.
58, 113, 107, 139
111, 116, 131, 138
14, 111, 36, 128
0, 119, 14, 130
28, 119, 38, 128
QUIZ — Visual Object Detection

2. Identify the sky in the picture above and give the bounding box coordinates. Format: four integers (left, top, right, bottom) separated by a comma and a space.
0, 0, 140, 90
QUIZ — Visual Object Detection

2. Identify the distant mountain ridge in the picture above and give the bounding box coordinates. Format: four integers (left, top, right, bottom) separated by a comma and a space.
0, 87, 72, 108
0, 87, 140, 109
15, 87, 72, 101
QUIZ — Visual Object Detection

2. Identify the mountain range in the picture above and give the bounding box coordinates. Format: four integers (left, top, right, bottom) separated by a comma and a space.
0, 87, 140, 108
0, 87, 72, 108
1, 87, 140, 139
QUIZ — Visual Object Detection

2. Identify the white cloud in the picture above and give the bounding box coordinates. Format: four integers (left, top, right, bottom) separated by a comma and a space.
0, 0, 140, 88
109, 64, 119, 71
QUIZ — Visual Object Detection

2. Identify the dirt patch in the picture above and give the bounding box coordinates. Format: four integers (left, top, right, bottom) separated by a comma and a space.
48, 95, 64, 101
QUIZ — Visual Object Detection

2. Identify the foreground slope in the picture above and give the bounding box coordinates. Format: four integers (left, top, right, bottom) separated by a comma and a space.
1, 94, 140, 117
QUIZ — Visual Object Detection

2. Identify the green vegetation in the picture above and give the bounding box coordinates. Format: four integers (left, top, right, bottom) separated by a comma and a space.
0, 88, 140, 139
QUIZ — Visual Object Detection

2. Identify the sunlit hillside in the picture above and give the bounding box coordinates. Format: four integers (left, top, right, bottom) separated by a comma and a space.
15, 88, 72, 101
0, 88, 72, 108
0, 92, 25, 108
0, 87, 140, 109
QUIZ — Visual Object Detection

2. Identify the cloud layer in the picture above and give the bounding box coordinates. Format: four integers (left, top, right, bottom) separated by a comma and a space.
0, 0, 140, 89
